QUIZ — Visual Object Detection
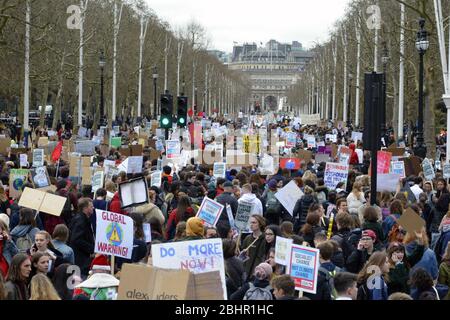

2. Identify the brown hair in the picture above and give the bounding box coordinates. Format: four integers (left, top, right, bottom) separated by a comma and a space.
251, 214, 266, 232
389, 200, 403, 216
300, 211, 320, 235
6, 253, 30, 283
403, 228, 429, 248
78, 198, 92, 214
363, 206, 379, 223
271, 274, 295, 296
52, 224, 69, 243
317, 241, 334, 261
336, 198, 347, 211
336, 212, 353, 229
357, 251, 389, 284
18, 208, 36, 227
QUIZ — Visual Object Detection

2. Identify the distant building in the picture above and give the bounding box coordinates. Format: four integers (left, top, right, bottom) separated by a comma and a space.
228, 40, 314, 112
207, 50, 231, 64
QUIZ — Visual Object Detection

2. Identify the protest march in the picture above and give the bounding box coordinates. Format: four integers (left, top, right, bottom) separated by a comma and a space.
0, 112, 449, 303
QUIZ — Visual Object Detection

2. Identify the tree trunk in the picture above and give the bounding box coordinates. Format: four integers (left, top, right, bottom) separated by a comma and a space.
52, 52, 65, 129
39, 80, 48, 128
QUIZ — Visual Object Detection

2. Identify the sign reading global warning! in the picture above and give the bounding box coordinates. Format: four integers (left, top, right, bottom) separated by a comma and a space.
95, 209, 134, 259
288, 244, 320, 294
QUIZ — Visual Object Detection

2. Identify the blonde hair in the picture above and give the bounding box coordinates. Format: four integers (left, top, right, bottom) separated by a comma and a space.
403, 227, 429, 248
30, 274, 61, 300
302, 171, 317, 184
105, 180, 117, 193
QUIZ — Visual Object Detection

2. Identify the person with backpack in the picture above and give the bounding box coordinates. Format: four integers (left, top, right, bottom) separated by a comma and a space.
0, 219, 18, 278
215, 181, 239, 226
331, 212, 356, 265
165, 195, 195, 241
306, 241, 336, 300
293, 185, 318, 233
356, 251, 390, 300
10, 208, 40, 253
262, 179, 283, 225
230, 262, 274, 300
382, 200, 403, 240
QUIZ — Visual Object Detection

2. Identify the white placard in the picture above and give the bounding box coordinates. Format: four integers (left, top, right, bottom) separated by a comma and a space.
33, 149, 44, 167
390, 161, 406, 178
151, 171, 162, 188
20, 154, 28, 167
152, 238, 226, 299
444, 163, 450, 179
275, 236, 293, 266
324, 162, 349, 190
143, 223, 152, 243
92, 171, 104, 193
422, 158, 435, 181
95, 209, 134, 259
213, 162, 226, 178
377, 174, 402, 192
166, 140, 181, 159
275, 180, 304, 216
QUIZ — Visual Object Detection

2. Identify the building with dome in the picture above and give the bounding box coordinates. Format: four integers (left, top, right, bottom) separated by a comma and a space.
228, 40, 314, 112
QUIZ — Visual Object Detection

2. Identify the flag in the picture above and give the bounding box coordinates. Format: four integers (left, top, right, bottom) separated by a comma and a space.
51, 140, 63, 162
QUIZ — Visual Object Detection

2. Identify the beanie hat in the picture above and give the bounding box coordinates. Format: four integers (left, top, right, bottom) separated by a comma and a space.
268, 179, 278, 189
254, 262, 273, 280
186, 217, 204, 237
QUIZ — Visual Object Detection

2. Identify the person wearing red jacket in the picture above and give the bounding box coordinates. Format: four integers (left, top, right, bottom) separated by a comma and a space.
108, 192, 127, 215
165, 195, 195, 240
349, 143, 359, 165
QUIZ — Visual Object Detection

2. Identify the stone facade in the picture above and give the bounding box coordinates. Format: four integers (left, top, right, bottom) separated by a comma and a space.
228, 40, 313, 112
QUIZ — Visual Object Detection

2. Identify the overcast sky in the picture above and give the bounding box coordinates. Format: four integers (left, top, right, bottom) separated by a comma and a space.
146, 0, 351, 52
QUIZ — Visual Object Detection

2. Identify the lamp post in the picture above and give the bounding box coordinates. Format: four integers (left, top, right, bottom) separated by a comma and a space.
381, 42, 389, 145
99, 50, 106, 125
152, 65, 158, 120
414, 18, 429, 159
348, 73, 353, 128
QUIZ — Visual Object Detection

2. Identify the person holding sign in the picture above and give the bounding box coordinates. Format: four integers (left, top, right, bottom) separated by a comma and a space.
68, 198, 95, 276
240, 215, 267, 281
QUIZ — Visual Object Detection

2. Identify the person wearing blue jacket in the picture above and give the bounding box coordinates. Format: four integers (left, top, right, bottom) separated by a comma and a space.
405, 229, 439, 281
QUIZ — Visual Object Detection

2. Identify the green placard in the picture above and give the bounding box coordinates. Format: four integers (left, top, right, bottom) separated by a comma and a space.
110, 137, 122, 149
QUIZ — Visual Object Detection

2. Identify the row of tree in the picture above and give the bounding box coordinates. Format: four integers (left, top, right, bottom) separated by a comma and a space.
287, 0, 450, 158
0, 0, 251, 131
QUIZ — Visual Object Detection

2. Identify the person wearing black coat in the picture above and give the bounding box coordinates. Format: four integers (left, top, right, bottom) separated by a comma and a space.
215, 182, 239, 226
293, 187, 318, 234
68, 198, 95, 277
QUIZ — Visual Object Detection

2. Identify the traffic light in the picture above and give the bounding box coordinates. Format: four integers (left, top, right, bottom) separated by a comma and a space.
177, 96, 188, 127
160, 93, 173, 129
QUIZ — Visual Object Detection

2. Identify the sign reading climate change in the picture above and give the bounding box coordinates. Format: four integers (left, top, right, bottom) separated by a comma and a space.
288, 244, 320, 294
95, 209, 134, 259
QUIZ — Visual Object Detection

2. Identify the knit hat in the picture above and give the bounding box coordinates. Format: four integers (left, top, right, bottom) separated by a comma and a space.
362, 229, 377, 242
186, 217, 204, 237
254, 262, 273, 280
268, 179, 278, 189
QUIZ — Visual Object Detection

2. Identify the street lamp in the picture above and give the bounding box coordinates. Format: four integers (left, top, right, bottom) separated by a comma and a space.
99, 50, 106, 125
152, 65, 158, 120
381, 42, 389, 145
348, 73, 353, 128
414, 18, 429, 159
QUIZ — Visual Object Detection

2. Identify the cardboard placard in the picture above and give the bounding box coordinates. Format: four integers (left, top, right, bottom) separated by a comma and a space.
18, 187, 66, 216
130, 144, 143, 156
9, 169, 29, 199
117, 264, 195, 300
81, 167, 92, 185
0, 137, 11, 154
297, 149, 313, 163
386, 148, 405, 157
397, 208, 426, 234
37, 137, 49, 147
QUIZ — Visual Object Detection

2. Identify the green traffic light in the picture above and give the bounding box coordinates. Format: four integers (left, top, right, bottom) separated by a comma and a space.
179, 118, 185, 124
162, 118, 169, 126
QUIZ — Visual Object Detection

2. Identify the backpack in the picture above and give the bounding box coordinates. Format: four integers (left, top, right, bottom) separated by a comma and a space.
332, 232, 355, 263
265, 191, 281, 213
243, 283, 273, 300
319, 266, 341, 300
16, 226, 33, 253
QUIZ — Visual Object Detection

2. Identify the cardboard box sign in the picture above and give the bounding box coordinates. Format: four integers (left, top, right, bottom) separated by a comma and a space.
117, 264, 223, 300
37, 137, 49, 147
150, 148, 160, 161
130, 144, 143, 156
117, 264, 195, 300
401, 156, 422, 177
119, 147, 131, 157
18, 187, 66, 217
386, 148, 405, 157
82, 167, 92, 185
0, 137, 11, 154
296, 149, 313, 163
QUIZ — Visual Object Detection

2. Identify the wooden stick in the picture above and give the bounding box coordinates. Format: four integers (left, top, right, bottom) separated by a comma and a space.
110, 255, 115, 275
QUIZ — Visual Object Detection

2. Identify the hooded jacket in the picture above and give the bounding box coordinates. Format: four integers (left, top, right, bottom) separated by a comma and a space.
10, 224, 40, 244
134, 202, 165, 225
349, 143, 359, 165
109, 192, 127, 215
238, 193, 263, 216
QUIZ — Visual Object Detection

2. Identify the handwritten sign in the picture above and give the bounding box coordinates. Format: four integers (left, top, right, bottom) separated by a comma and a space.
443, 163, 450, 179
422, 158, 435, 181
377, 151, 392, 174
95, 209, 134, 259
275, 236, 293, 266
390, 161, 406, 178
196, 197, 224, 227
324, 162, 349, 190
152, 238, 226, 300
234, 202, 253, 232
33, 149, 44, 167
166, 140, 180, 159
275, 180, 304, 216
151, 171, 162, 188
213, 162, 226, 179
